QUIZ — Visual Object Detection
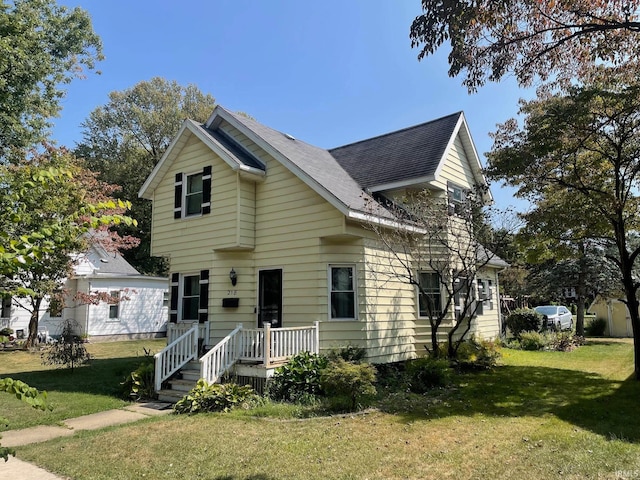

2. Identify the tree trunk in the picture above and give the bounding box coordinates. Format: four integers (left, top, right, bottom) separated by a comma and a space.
25, 297, 43, 348
575, 245, 587, 337
620, 254, 640, 380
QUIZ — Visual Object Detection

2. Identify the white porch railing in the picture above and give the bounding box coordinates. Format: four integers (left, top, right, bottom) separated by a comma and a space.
154, 325, 198, 392
167, 321, 210, 345
199, 322, 320, 385
200, 324, 243, 384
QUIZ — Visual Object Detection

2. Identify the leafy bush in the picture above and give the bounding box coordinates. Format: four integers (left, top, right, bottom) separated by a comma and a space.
320, 359, 377, 411
266, 351, 328, 403
518, 331, 549, 351
174, 380, 257, 414
121, 350, 156, 401
505, 309, 543, 338
325, 344, 367, 363
41, 319, 90, 371
0, 328, 13, 337
458, 337, 501, 370
549, 331, 584, 352
585, 317, 607, 336
405, 357, 452, 393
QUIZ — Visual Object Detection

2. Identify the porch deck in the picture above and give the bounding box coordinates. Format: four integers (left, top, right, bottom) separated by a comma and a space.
155, 322, 319, 395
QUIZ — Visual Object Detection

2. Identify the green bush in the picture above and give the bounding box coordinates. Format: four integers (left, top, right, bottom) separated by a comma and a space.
405, 357, 452, 393
174, 380, 257, 414
505, 309, 543, 338
585, 317, 607, 336
121, 353, 156, 402
0, 328, 13, 337
320, 359, 377, 411
458, 337, 501, 370
325, 344, 367, 363
518, 331, 549, 351
266, 351, 328, 403
549, 331, 584, 352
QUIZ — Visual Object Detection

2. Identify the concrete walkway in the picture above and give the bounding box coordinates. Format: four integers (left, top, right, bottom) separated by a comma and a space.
0, 401, 172, 480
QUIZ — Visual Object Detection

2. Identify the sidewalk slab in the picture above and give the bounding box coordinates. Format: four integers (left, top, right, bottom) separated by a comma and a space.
0, 456, 66, 479
63, 409, 147, 431
1, 425, 73, 447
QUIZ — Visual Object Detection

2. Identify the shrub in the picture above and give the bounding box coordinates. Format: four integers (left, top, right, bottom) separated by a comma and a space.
459, 337, 501, 370
325, 344, 367, 363
505, 309, 543, 338
174, 380, 257, 414
266, 351, 328, 403
121, 349, 156, 401
405, 357, 452, 393
518, 331, 549, 351
549, 331, 584, 352
320, 359, 377, 411
0, 328, 13, 337
585, 317, 607, 336
41, 319, 90, 371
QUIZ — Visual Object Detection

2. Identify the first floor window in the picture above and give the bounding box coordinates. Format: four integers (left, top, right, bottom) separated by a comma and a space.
418, 272, 442, 317
182, 275, 200, 320
108, 291, 120, 319
330, 265, 356, 319
185, 172, 204, 216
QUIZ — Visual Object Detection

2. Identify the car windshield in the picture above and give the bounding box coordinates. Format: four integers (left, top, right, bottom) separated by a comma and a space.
535, 306, 559, 315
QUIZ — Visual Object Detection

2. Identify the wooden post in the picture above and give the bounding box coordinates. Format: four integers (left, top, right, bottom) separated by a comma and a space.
263, 322, 271, 367
313, 321, 320, 354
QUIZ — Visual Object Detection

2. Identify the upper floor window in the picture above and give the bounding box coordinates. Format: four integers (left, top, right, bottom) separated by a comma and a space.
330, 265, 356, 320
174, 166, 212, 219
185, 172, 203, 216
447, 182, 468, 216
418, 272, 442, 317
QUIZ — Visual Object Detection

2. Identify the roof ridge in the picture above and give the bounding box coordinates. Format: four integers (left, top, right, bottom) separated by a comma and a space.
328, 111, 462, 152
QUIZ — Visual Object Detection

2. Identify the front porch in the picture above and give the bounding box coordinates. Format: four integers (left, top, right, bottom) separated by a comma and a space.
154, 322, 320, 400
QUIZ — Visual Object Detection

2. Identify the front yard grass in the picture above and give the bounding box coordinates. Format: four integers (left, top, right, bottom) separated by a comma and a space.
10, 337, 640, 479
0, 339, 166, 431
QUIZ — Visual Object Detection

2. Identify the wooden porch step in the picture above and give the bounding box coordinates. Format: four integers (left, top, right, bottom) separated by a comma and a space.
157, 389, 184, 403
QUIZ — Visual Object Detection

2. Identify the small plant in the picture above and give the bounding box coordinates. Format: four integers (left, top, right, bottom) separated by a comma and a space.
405, 357, 452, 393
174, 380, 257, 414
0, 328, 13, 337
505, 309, 543, 338
325, 344, 367, 363
550, 331, 584, 352
41, 319, 90, 371
121, 348, 156, 401
266, 351, 328, 403
320, 358, 377, 411
585, 317, 607, 336
518, 331, 549, 351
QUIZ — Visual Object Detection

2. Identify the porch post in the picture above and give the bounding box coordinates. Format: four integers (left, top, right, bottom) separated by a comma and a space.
263, 322, 271, 367
313, 321, 320, 354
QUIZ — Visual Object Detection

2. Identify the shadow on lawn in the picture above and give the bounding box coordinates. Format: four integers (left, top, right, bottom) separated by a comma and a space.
380, 365, 640, 443
6, 356, 145, 398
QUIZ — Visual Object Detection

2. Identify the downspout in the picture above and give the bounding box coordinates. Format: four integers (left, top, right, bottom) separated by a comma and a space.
85, 281, 91, 338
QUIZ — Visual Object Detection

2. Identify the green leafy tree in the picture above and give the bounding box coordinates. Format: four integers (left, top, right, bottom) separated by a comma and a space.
0, 146, 137, 347
0, 0, 102, 157
486, 71, 640, 378
76, 77, 217, 275
410, 0, 640, 92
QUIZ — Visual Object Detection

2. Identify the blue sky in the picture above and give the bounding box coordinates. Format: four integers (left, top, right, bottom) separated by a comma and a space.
53, 1, 531, 212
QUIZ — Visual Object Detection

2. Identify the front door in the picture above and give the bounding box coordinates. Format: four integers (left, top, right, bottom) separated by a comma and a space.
258, 269, 282, 328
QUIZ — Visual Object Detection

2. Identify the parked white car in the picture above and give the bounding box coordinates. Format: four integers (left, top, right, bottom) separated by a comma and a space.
534, 305, 573, 331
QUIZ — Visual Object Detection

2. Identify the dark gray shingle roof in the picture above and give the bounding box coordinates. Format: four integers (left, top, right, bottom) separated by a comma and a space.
328, 112, 462, 190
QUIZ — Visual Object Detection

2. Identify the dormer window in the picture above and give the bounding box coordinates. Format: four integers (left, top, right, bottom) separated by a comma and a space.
447, 182, 467, 215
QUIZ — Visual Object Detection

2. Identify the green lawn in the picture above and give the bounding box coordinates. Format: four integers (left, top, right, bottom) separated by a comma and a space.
7, 338, 640, 479
0, 339, 166, 431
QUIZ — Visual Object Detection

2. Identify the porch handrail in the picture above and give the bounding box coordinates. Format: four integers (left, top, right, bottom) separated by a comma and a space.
154, 325, 199, 392
200, 324, 243, 384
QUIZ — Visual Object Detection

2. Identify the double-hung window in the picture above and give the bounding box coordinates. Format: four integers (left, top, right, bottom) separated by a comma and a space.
330, 265, 356, 319
418, 272, 442, 317
181, 275, 200, 321
108, 291, 120, 320
185, 172, 204, 217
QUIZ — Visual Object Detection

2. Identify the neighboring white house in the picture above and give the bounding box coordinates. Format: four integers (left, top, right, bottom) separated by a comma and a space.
1, 243, 168, 341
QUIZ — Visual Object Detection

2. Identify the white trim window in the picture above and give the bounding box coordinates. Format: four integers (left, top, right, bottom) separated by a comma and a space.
108, 291, 120, 320
418, 272, 442, 318
181, 274, 200, 321
185, 172, 204, 217
329, 265, 356, 320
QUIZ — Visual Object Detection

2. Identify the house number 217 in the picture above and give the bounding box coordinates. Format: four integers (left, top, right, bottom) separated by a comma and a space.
227, 290, 237, 296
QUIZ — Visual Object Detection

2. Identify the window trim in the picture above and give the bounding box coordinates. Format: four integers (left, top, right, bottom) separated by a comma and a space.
179, 273, 201, 321
417, 271, 443, 319
328, 264, 357, 321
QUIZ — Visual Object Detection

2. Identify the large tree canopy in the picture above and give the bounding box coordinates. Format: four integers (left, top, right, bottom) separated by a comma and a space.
486, 71, 640, 378
410, 0, 640, 91
76, 78, 217, 275
0, 0, 102, 157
